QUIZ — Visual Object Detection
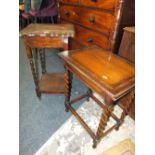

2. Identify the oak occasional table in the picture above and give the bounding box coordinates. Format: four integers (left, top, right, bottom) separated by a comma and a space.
58, 46, 135, 148
20, 23, 75, 98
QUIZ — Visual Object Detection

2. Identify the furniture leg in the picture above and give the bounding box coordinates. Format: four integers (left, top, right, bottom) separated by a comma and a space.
25, 45, 41, 98
94, 102, 112, 148
116, 91, 134, 130
58, 46, 135, 148
29, 58, 41, 99
33, 48, 39, 80
64, 67, 72, 112
39, 48, 46, 74
86, 88, 92, 102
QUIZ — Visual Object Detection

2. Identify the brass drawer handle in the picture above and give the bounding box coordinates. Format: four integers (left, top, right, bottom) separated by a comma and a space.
87, 38, 93, 43
88, 16, 96, 23
64, 11, 70, 16
91, 0, 97, 2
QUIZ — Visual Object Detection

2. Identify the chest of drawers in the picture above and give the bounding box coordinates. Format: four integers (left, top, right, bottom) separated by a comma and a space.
58, 0, 135, 53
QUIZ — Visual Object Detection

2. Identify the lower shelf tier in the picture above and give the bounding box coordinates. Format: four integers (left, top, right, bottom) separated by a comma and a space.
38, 73, 65, 94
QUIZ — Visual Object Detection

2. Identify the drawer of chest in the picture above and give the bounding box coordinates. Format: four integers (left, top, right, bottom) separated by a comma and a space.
80, 0, 115, 10
59, 0, 79, 4
59, 5, 113, 35
60, 20, 85, 49
74, 24, 110, 50
69, 38, 84, 49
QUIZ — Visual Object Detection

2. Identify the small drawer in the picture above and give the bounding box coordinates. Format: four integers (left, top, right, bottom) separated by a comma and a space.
59, 5, 113, 35
74, 25, 110, 50
59, 5, 79, 22
76, 6, 113, 35
80, 0, 115, 10
59, 0, 79, 4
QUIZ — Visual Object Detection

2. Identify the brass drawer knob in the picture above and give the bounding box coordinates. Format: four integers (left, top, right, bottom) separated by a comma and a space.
88, 16, 96, 23
64, 11, 70, 16
87, 38, 93, 43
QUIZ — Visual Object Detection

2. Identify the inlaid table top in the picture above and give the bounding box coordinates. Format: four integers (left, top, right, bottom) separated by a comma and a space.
59, 46, 135, 100
20, 23, 75, 37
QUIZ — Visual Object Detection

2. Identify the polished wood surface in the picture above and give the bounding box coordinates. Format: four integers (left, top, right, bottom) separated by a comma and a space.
59, 46, 135, 148
118, 27, 135, 63
59, 5, 113, 35
23, 36, 67, 48
60, 0, 115, 10
20, 23, 75, 37
59, 46, 135, 100
59, 0, 135, 53
80, 0, 115, 10
69, 38, 83, 49
39, 73, 65, 94
73, 24, 110, 50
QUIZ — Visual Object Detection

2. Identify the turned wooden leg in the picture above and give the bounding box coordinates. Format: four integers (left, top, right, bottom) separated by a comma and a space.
29, 58, 41, 99
25, 45, 41, 99
64, 67, 72, 112
94, 102, 112, 148
116, 90, 134, 130
39, 48, 46, 74
33, 48, 39, 80
86, 88, 92, 102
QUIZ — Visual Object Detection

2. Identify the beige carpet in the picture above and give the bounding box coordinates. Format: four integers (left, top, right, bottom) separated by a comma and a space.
35, 94, 135, 155
100, 139, 134, 155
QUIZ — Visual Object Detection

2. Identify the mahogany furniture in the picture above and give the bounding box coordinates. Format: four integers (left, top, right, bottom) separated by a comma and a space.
118, 27, 135, 63
59, 46, 135, 148
20, 23, 75, 98
118, 26, 135, 119
58, 0, 135, 53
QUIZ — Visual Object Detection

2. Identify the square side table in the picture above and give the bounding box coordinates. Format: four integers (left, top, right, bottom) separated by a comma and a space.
20, 23, 75, 98
59, 46, 135, 148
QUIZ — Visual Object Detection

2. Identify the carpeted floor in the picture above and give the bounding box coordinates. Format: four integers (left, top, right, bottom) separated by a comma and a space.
19, 38, 135, 155
19, 38, 87, 155
35, 94, 135, 155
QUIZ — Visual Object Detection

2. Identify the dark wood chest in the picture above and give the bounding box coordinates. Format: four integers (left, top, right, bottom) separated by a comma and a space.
58, 0, 135, 53
118, 27, 135, 63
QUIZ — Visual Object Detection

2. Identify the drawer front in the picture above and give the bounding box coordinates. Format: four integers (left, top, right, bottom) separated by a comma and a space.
60, 20, 85, 49
59, 5, 113, 35
59, 0, 79, 4
80, 0, 115, 10
74, 24, 110, 50
69, 38, 84, 49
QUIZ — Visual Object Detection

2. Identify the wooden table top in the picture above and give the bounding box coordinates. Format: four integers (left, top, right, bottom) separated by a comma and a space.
59, 46, 135, 100
20, 24, 75, 37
